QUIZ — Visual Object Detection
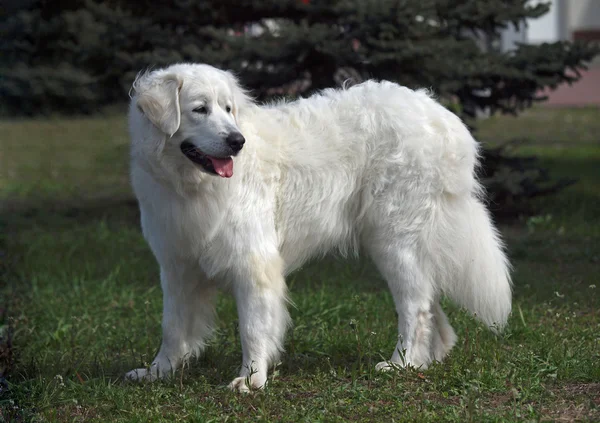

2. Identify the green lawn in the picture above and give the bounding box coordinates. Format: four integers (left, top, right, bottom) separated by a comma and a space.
1, 108, 599, 422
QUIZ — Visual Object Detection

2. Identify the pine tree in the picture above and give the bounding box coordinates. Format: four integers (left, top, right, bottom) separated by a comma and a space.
3, 0, 597, 115
1, 0, 150, 114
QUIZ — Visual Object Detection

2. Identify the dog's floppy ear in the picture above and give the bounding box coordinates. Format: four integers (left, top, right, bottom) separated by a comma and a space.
136, 74, 183, 137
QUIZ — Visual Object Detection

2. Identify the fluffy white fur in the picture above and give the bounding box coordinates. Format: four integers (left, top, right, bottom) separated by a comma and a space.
126, 63, 512, 392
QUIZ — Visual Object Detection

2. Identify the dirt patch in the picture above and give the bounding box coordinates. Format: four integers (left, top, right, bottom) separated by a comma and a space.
539, 383, 600, 422
561, 382, 600, 402
421, 383, 599, 422
44, 404, 103, 423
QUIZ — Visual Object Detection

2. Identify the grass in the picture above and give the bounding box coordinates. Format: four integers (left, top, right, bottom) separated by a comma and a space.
1, 107, 599, 422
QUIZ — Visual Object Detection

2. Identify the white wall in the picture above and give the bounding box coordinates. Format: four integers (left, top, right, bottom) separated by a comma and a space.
567, 0, 600, 32
526, 0, 561, 44
523, 0, 600, 44
501, 22, 527, 51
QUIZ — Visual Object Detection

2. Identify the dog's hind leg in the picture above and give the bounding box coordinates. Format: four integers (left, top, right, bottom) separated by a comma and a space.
228, 253, 290, 393
126, 264, 217, 382
365, 232, 438, 371
430, 301, 457, 362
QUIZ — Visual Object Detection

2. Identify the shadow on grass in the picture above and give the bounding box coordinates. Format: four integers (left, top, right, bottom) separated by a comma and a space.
488, 155, 600, 222
1, 196, 139, 230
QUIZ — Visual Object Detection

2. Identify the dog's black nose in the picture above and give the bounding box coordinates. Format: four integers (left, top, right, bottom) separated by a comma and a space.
226, 132, 245, 152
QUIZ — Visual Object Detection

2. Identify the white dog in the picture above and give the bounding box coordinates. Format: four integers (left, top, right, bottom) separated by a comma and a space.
126, 63, 512, 392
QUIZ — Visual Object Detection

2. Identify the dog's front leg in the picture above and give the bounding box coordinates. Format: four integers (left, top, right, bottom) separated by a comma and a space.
126, 265, 217, 382
228, 254, 290, 392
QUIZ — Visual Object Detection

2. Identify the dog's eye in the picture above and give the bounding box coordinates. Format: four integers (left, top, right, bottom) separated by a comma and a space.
226, 106, 232, 113
193, 106, 208, 114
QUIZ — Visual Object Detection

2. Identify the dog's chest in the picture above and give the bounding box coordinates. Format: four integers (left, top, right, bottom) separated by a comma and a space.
140, 194, 218, 261
142, 178, 280, 278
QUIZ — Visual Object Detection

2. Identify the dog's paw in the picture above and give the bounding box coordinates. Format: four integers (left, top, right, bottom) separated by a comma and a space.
228, 376, 266, 393
125, 367, 159, 383
375, 360, 405, 372
376, 359, 429, 372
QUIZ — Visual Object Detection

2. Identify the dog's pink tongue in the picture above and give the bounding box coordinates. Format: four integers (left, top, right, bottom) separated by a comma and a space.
208, 156, 234, 178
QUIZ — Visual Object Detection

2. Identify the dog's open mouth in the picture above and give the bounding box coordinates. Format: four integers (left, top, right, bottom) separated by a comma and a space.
180, 141, 234, 178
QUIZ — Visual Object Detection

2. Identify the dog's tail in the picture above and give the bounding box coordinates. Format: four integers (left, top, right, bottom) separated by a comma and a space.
432, 194, 512, 331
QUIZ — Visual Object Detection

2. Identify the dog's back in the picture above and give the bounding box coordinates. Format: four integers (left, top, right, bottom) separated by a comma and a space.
244, 81, 483, 273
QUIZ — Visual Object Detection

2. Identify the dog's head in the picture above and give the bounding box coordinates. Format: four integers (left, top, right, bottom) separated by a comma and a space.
129, 64, 251, 180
